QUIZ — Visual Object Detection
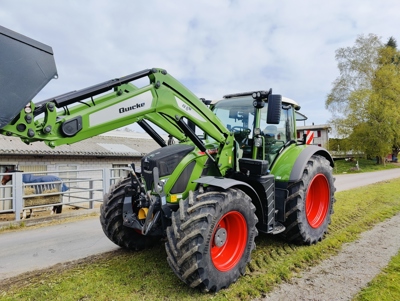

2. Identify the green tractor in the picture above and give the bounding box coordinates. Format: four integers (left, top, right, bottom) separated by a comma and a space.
0, 25, 335, 292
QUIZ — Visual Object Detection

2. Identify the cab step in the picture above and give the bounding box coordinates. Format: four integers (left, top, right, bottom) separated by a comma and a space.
271, 222, 285, 235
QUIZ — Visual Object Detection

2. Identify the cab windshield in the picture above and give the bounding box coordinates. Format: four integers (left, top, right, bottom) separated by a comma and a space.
212, 97, 295, 163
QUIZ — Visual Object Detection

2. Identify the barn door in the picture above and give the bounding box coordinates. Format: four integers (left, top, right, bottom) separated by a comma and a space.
0, 165, 16, 210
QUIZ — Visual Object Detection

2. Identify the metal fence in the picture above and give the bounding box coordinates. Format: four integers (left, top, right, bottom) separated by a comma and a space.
0, 167, 131, 221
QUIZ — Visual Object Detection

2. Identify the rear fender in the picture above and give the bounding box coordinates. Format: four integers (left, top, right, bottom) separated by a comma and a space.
289, 145, 334, 183
270, 144, 334, 223
270, 144, 334, 184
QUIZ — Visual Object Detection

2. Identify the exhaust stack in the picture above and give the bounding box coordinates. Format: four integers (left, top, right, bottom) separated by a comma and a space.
0, 25, 57, 128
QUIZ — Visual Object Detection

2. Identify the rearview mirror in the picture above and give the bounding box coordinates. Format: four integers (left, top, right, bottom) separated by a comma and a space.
267, 94, 282, 124
229, 109, 243, 120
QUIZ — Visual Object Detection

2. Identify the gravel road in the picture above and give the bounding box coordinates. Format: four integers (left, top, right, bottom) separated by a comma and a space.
0, 218, 119, 280
334, 168, 400, 191
258, 212, 400, 301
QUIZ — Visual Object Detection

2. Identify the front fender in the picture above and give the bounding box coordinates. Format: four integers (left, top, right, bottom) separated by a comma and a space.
193, 176, 257, 194
193, 176, 263, 219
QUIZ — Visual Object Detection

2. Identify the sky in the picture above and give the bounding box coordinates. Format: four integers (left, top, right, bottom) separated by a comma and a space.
1, 0, 400, 131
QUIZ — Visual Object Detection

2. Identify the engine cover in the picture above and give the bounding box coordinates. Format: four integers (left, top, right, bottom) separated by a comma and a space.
141, 144, 195, 191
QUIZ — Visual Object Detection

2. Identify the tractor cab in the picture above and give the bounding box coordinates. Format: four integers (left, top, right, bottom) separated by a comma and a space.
211, 92, 300, 166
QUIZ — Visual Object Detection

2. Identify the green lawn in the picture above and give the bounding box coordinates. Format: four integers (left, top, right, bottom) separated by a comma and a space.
333, 158, 400, 174
1, 178, 400, 300
353, 250, 400, 301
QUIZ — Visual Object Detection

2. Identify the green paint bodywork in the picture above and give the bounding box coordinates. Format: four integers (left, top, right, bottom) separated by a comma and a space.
270, 144, 308, 183
1, 69, 230, 147
0, 68, 240, 204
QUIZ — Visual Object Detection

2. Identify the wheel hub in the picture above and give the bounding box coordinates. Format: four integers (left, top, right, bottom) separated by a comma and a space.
211, 210, 248, 272
306, 173, 330, 228
214, 227, 227, 247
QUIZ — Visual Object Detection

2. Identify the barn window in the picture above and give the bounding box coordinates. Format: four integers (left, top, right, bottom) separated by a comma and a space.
18, 165, 47, 174
57, 165, 78, 187
112, 164, 130, 180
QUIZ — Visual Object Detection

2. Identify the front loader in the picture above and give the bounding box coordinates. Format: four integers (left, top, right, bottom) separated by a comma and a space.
0, 25, 335, 292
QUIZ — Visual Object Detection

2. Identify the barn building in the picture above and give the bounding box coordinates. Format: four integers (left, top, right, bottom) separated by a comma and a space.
0, 131, 162, 175
0, 131, 163, 213
297, 124, 331, 149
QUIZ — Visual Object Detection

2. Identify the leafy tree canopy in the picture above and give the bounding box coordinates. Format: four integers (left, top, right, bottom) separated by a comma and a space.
326, 34, 400, 164
386, 36, 397, 48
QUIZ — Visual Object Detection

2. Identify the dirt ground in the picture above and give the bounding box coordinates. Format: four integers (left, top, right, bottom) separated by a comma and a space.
257, 212, 400, 301
0, 202, 101, 224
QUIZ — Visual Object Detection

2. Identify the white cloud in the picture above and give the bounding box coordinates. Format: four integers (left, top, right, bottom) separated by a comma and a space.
2, 0, 400, 127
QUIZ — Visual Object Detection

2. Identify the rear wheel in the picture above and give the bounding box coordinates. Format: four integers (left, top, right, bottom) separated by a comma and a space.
282, 155, 335, 244
100, 177, 160, 250
165, 188, 258, 292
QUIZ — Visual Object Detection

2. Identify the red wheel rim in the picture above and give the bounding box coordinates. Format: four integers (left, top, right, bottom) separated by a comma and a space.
305, 174, 330, 228
211, 211, 247, 272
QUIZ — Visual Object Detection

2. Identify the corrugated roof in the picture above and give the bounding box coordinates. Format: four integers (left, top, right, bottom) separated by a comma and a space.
0, 131, 163, 157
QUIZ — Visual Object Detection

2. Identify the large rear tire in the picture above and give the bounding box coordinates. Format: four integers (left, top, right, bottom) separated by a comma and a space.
165, 188, 258, 292
100, 177, 160, 250
282, 155, 335, 244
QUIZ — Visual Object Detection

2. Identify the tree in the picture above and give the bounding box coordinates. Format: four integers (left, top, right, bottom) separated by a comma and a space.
386, 36, 397, 49
384, 36, 400, 162
326, 34, 400, 164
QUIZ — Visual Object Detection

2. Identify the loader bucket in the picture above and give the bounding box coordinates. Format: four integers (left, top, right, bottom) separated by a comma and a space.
0, 25, 58, 129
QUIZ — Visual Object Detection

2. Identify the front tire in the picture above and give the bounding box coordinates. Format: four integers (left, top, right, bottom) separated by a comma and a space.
100, 177, 160, 250
282, 155, 335, 244
165, 188, 258, 292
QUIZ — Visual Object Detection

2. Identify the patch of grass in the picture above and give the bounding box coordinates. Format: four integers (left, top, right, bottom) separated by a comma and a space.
353, 250, 400, 301
1, 179, 400, 301
0, 221, 25, 233
333, 158, 400, 174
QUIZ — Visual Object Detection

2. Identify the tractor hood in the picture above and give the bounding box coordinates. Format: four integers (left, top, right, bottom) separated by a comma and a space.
0, 25, 58, 129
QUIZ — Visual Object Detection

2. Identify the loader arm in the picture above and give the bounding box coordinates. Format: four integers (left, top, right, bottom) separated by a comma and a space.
0, 68, 229, 145
0, 26, 236, 175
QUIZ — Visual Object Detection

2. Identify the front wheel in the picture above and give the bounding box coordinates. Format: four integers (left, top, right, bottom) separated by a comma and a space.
100, 177, 161, 250
282, 155, 335, 244
165, 188, 258, 292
